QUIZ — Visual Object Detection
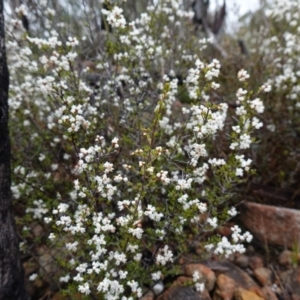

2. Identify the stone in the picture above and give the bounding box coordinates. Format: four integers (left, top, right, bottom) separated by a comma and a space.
174, 276, 193, 285
156, 274, 212, 300
249, 256, 264, 270
292, 295, 300, 300
201, 261, 258, 291
140, 290, 155, 300
213, 274, 236, 300
36, 245, 67, 284
201, 289, 213, 300
278, 250, 292, 266
261, 286, 279, 300
228, 254, 236, 263
239, 202, 300, 249
31, 223, 44, 238
183, 264, 216, 291
278, 249, 300, 266
253, 267, 272, 286
38, 252, 58, 276
153, 281, 164, 295
234, 287, 264, 300
157, 285, 211, 300
235, 254, 249, 268
201, 261, 265, 298
245, 246, 255, 255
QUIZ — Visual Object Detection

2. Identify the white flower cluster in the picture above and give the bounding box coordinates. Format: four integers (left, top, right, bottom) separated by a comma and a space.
15, 4, 28, 16
193, 271, 205, 292
188, 103, 228, 139
235, 155, 252, 177
230, 84, 264, 154
27, 36, 62, 49
177, 194, 207, 213
237, 69, 250, 82
26, 199, 49, 219
156, 245, 174, 266
205, 225, 253, 258
193, 163, 209, 184
186, 59, 221, 99
227, 207, 238, 217
144, 205, 164, 222
207, 217, 218, 229
102, 6, 127, 29
255, 0, 299, 102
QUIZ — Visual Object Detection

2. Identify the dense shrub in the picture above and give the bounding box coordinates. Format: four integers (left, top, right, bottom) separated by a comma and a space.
6, 0, 299, 298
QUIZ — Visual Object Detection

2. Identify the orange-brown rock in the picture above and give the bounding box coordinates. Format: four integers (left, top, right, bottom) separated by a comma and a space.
239, 202, 300, 249
278, 250, 293, 266
183, 264, 216, 291
157, 285, 211, 300
140, 290, 155, 300
235, 254, 249, 268
253, 267, 272, 286
261, 286, 279, 300
278, 249, 300, 266
201, 261, 258, 291
213, 274, 236, 300
155, 276, 193, 300
31, 223, 44, 237
249, 255, 264, 270
234, 287, 264, 300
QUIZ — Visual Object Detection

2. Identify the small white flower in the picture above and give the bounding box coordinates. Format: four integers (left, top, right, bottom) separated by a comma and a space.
128, 227, 143, 239
59, 274, 70, 283
237, 69, 250, 82
235, 168, 244, 177
66, 36, 79, 47
49, 233, 56, 240
195, 282, 205, 292
192, 271, 200, 282
111, 137, 119, 148
15, 4, 28, 16
103, 161, 114, 173
29, 273, 38, 281
249, 98, 264, 114
228, 207, 238, 217
151, 271, 162, 281
78, 282, 91, 295
261, 84, 272, 92
207, 217, 218, 228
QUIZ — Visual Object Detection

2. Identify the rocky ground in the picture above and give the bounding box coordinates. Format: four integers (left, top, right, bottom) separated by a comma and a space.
141, 202, 300, 300
23, 201, 300, 300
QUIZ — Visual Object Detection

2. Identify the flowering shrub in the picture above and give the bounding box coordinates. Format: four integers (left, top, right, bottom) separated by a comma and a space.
5, 0, 291, 298
235, 0, 300, 190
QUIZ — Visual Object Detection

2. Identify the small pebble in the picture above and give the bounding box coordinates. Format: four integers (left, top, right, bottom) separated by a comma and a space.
235, 254, 250, 268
